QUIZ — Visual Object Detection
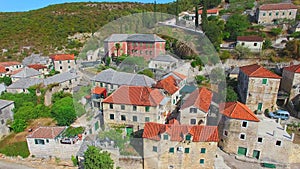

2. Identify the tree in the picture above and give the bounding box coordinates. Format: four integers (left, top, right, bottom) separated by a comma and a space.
51, 97, 76, 126
138, 69, 154, 78
0, 76, 12, 86
201, 0, 208, 31
226, 87, 238, 102
84, 146, 114, 169
270, 28, 282, 37
11, 119, 27, 133
263, 38, 272, 50
195, 4, 199, 28
224, 14, 250, 40
235, 45, 251, 59
205, 22, 222, 50
115, 43, 121, 58
284, 40, 300, 59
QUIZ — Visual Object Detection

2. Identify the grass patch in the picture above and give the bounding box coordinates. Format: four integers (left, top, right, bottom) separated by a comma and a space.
0, 141, 30, 158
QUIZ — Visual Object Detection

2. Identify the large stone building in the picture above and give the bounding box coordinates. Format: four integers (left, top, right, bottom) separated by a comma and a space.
156, 71, 187, 107
148, 54, 178, 72
91, 68, 156, 93
26, 126, 83, 159
102, 86, 170, 133
218, 101, 294, 164
143, 122, 219, 169
50, 54, 76, 73
281, 64, 300, 100
179, 87, 213, 125
238, 64, 281, 112
11, 67, 43, 82
0, 99, 14, 138
236, 36, 264, 53
256, 3, 298, 24
104, 34, 166, 60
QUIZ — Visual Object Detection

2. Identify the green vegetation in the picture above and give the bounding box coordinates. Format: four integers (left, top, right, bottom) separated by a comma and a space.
138, 69, 154, 78
224, 14, 250, 40
0, 76, 12, 86
220, 0, 255, 14
84, 146, 114, 169
51, 96, 77, 126
62, 126, 85, 137
0, 141, 30, 158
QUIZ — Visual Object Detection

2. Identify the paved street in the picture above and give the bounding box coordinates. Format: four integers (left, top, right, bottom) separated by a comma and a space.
0, 160, 35, 169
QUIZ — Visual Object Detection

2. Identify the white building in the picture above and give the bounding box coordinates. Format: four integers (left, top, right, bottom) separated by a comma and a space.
236, 36, 264, 53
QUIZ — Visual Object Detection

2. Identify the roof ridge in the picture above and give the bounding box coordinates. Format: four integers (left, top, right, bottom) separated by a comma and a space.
237, 102, 259, 121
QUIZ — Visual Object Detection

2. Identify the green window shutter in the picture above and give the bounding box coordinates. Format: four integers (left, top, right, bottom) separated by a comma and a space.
163, 134, 168, 140
200, 159, 205, 164
184, 148, 190, 153
145, 117, 150, 122
200, 148, 206, 153
237, 147, 247, 155
262, 78, 267, 84
94, 121, 99, 130
153, 146, 157, 152
145, 106, 150, 112
185, 134, 191, 141
169, 147, 174, 153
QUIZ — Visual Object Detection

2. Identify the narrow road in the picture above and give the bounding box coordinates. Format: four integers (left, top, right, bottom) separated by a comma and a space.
0, 160, 35, 169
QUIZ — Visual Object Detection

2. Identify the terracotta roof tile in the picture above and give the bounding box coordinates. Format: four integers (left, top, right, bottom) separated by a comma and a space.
180, 87, 212, 112
0, 66, 6, 73
259, 3, 298, 10
92, 86, 107, 95
143, 122, 219, 142
27, 126, 66, 139
28, 64, 47, 70
0, 61, 21, 67
50, 54, 75, 61
284, 64, 300, 73
172, 71, 187, 80
102, 86, 165, 106
198, 9, 219, 14
156, 76, 179, 95
240, 64, 281, 79
237, 36, 264, 42
219, 101, 260, 122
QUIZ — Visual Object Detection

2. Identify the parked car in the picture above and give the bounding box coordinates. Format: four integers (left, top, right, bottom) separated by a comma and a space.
268, 110, 290, 120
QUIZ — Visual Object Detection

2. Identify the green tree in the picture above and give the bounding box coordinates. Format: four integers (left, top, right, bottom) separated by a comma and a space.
201, 0, 208, 31
270, 28, 282, 37
226, 87, 238, 102
11, 119, 27, 133
115, 43, 121, 58
51, 97, 76, 126
263, 38, 272, 50
235, 45, 251, 59
138, 69, 154, 78
224, 14, 250, 40
284, 40, 300, 59
84, 146, 114, 169
195, 4, 199, 28
205, 22, 222, 50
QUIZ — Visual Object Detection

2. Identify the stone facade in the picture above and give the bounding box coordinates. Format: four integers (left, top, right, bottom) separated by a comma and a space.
281, 68, 300, 100
0, 100, 14, 138
256, 4, 297, 24
52, 59, 76, 73
236, 39, 263, 53
180, 106, 207, 125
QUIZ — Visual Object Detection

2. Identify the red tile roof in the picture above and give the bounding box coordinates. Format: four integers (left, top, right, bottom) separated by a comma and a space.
180, 87, 213, 112
27, 126, 66, 139
240, 64, 281, 79
259, 3, 298, 10
28, 64, 47, 70
172, 71, 187, 80
156, 76, 179, 95
284, 64, 300, 73
219, 101, 260, 122
92, 86, 106, 95
0, 66, 6, 73
237, 36, 264, 42
0, 61, 21, 67
102, 86, 165, 106
143, 122, 219, 142
50, 54, 75, 61
198, 9, 219, 14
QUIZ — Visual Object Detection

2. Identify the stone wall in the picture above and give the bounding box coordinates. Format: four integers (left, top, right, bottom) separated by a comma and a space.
289, 143, 300, 163
0, 103, 14, 138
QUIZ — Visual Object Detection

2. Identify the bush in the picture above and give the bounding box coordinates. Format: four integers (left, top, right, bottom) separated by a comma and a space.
11, 119, 27, 133
51, 97, 76, 126
63, 126, 85, 137
0, 141, 30, 158
71, 155, 78, 166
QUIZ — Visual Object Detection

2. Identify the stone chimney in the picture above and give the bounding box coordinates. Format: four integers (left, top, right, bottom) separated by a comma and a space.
273, 130, 277, 137
291, 133, 295, 141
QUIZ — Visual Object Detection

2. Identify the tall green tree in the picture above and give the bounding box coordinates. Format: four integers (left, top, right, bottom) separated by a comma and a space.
153, 0, 157, 23
224, 14, 250, 40
201, 0, 208, 31
51, 96, 76, 126
115, 43, 121, 58
205, 22, 222, 50
84, 146, 114, 169
195, 4, 199, 28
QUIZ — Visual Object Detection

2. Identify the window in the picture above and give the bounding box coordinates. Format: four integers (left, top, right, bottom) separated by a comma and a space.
121, 115, 126, 121
257, 137, 263, 143
145, 106, 150, 112
109, 103, 113, 109
276, 12, 279, 16
262, 78, 267, 84
163, 134, 169, 140
289, 12, 292, 15
189, 108, 197, 113
59, 61, 62, 64
190, 119, 196, 125
223, 130, 228, 136
177, 147, 183, 152
95, 121, 99, 130
68, 60, 70, 63
269, 12, 272, 16
200, 148, 206, 154
60, 66, 62, 70
263, 13, 266, 16
282, 12, 285, 15
169, 147, 174, 153
153, 146, 157, 152
276, 140, 282, 146
121, 105, 125, 110
241, 42, 245, 46
34, 139, 45, 145
240, 133, 246, 140
200, 159, 205, 164
46, 139, 49, 143
133, 116, 137, 122
109, 114, 114, 120
145, 117, 150, 122
254, 43, 257, 46
184, 148, 190, 153
242, 121, 248, 128
133, 105, 137, 111
0, 119, 4, 125
185, 134, 191, 141
68, 66, 71, 69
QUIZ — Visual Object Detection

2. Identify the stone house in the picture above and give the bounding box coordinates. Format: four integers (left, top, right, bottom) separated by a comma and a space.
143, 122, 219, 169
28, 64, 49, 75
50, 54, 76, 73
104, 34, 166, 60
0, 99, 14, 138
26, 126, 83, 159
256, 3, 298, 24
91, 86, 107, 110
6, 78, 43, 93
0, 61, 23, 73
102, 86, 170, 133
155, 71, 187, 107
91, 68, 156, 93
148, 54, 178, 72
44, 71, 79, 93
218, 101, 294, 164
238, 64, 281, 112
280, 64, 300, 100
11, 67, 43, 82
236, 36, 264, 53
183, 9, 219, 24
179, 87, 213, 125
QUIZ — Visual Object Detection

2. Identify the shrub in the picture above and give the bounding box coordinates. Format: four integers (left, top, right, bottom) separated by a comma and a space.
11, 119, 27, 133
0, 141, 30, 158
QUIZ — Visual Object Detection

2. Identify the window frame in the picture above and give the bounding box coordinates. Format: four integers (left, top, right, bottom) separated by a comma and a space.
241, 121, 248, 128
121, 104, 125, 110
132, 116, 137, 122
276, 140, 282, 146
257, 137, 263, 143
121, 115, 126, 121
109, 114, 115, 120
240, 133, 246, 140
200, 148, 206, 154
153, 146, 158, 152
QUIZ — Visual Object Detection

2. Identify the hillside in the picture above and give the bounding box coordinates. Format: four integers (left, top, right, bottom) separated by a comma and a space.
0, 2, 170, 61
